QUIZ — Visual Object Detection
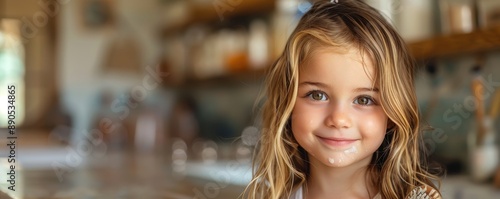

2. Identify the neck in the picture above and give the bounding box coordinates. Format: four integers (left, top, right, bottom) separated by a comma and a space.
305, 156, 376, 199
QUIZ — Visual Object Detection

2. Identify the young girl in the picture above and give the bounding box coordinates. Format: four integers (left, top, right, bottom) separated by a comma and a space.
245, 0, 441, 198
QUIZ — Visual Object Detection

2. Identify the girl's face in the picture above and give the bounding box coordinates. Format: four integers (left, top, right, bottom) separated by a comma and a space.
291, 47, 388, 168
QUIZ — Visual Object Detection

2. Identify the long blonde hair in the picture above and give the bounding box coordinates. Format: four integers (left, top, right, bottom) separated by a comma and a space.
244, 0, 440, 198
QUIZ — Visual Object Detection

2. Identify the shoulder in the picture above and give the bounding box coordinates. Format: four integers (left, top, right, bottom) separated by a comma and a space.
406, 185, 441, 199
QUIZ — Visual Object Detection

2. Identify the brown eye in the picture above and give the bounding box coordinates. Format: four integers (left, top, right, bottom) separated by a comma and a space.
354, 96, 374, 105
307, 90, 328, 101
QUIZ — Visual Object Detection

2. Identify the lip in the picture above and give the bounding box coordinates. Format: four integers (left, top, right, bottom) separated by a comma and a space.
317, 136, 358, 147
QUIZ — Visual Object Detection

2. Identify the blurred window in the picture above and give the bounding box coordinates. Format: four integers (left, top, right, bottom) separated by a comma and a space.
0, 19, 25, 127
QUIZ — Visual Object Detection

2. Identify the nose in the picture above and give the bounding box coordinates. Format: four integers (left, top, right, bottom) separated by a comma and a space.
325, 105, 352, 129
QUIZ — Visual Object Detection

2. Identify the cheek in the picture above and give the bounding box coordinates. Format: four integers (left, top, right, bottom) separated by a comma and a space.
363, 118, 385, 130
291, 105, 308, 137
291, 102, 322, 142
357, 111, 388, 140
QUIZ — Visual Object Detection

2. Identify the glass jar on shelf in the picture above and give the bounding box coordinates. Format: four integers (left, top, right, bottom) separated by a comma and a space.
439, 0, 477, 34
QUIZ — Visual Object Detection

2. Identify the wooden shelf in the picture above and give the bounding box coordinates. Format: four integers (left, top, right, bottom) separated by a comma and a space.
163, 0, 275, 36
164, 5, 500, 85
408, 26, 500, 61
180, 25, 500, 85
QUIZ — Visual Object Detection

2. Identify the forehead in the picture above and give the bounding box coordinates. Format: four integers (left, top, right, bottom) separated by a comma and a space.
299, 47, 376, 86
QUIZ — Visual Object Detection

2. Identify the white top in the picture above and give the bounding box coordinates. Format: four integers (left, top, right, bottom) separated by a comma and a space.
290, 186, 381, 199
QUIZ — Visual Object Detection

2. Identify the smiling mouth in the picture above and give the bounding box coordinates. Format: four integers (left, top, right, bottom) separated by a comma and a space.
317, 136, 358, 148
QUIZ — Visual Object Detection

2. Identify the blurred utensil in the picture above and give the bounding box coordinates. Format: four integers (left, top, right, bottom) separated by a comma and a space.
471, 55, 487, 146
489, 88, 500, 119
472, 73, 486, 146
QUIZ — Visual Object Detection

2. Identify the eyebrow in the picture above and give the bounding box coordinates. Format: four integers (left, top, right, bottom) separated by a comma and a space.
299, 81, 379, 92
353, 87, 379, 92
299, 81, 329, 88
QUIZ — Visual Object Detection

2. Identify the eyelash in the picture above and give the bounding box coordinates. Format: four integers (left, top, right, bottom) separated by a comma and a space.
305, 90, 328, 101
304, 90, 377, 106
354, 95, 377, 106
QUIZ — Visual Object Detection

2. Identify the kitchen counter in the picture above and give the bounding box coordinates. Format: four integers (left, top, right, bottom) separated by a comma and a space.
1, 150, 246, 199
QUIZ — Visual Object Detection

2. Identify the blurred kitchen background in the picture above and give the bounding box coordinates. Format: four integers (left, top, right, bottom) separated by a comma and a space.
0, 0, 500, 198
